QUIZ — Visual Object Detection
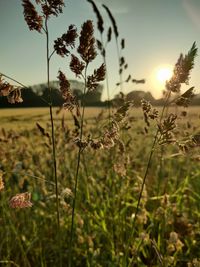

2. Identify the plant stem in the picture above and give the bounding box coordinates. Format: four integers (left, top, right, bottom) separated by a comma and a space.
116, 39, 123, 93
45, 17, 61, 266
68, 66, 88, 267
125, 91, 171, 265
100, 35, 111, 121
0, 73, 27, 88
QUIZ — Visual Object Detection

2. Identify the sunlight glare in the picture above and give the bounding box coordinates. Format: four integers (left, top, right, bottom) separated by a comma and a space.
156, 66, 173, 83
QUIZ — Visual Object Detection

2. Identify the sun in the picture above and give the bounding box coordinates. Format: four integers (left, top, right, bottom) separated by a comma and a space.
156, 66, 173, 83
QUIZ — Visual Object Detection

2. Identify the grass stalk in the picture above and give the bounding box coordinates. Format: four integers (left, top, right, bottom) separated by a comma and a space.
115, 40, 123, 93
125, 91, 171, 266
100, 35, 111, 121
44, 17, 61, 266
68, 66, 88, 267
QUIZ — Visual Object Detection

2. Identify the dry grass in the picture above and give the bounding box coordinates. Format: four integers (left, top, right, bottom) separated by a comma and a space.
0, 107, 104, 129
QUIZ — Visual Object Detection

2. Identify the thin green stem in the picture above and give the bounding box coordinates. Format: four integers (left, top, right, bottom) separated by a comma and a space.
7, 171, 55, 186
45, 17, 61, 266
49, 49, 56, 60
125, 90, 172, 265
68, 65, 88, 267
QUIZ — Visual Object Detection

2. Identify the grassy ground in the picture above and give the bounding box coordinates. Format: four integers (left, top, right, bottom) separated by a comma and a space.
0, 107, 104, 130
0, 105, 200, 266
0, 106, 199, 129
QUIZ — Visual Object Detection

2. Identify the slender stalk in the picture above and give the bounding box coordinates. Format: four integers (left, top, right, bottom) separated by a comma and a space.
100, 35, 111, 121
68, 66, 88, 267
7, 171, 55, 186
82, 153, 91, 202
125, 90, 172, 265
116, 39, 123, 93
44, 17, 61, 266
0, 73, 27, 88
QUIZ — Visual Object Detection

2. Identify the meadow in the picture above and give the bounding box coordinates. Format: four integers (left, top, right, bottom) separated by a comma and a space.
1, 0, 200, 266
0, 107, 103, 130
0, 105, 200, 266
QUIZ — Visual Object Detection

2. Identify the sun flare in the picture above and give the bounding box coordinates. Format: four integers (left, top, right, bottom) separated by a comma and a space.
156, 66, 173, 83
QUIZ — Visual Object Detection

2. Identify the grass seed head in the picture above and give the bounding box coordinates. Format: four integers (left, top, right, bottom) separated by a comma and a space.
9, 192, 33, 209
54, 25, 78, 57
77, 20, 97, 64
22, 0, 43, 32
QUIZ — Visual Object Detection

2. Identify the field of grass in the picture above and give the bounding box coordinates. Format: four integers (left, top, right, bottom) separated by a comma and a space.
0, 105, 200, 266
1, 106, 199, 129
0, 107, 104, 130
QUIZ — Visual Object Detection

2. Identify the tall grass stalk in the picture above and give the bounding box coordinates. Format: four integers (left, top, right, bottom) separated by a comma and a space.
125, 93, 171, 266
44, 17, 61, 266
102, 5, 123, 93
101, 37, 111, 121
87, 0, 111, 120
68, 66, 88, 267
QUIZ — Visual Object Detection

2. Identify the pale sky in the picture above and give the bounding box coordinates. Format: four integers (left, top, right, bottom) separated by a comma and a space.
1, 0, 200, 100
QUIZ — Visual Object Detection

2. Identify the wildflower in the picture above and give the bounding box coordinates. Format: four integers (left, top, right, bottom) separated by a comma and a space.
9, 192, 33, 208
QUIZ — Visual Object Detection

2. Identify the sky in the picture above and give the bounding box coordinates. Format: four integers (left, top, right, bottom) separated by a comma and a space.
1, 0, 200, 100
